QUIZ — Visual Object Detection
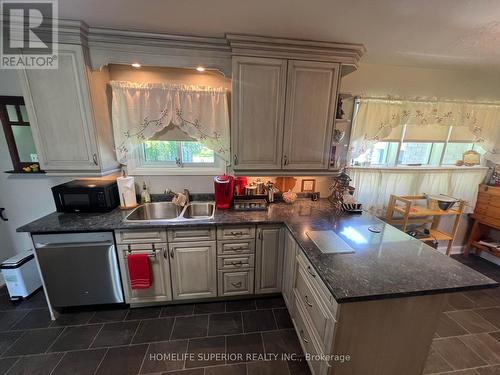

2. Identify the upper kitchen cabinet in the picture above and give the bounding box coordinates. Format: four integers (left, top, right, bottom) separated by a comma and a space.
227, 34, 365, 173
231, 56, 287, 169
18, 43, 119, 176
282, 60, 339, 170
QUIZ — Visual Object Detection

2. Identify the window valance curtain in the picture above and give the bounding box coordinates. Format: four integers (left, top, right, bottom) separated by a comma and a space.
350, 98, 500, 162
110, 81, 230, 164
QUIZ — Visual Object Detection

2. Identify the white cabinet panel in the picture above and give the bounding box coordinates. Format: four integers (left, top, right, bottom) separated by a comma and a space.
19, 44, 118, 175
169, 241, 217, 300
282, 60, 339, 170
231, 56, 287, 170
255, 225, 284, 294
117, 244, 172, 304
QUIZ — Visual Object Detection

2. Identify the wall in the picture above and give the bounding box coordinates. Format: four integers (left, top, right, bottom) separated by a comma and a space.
342, 63, 500, 263
341, 63, 500, 100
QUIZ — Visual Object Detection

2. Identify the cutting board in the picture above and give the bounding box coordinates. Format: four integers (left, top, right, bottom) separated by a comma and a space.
275, 177, 297, 192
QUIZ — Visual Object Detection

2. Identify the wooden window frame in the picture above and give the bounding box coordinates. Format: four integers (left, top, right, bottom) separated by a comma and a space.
0, 95, 39, 172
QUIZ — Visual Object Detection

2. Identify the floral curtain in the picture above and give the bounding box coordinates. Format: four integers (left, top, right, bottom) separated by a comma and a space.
350, 98, 500, 162
110, 81, 230, 164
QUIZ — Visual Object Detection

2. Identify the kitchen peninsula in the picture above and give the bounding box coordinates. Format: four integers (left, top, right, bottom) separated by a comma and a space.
18, 198, 497, 375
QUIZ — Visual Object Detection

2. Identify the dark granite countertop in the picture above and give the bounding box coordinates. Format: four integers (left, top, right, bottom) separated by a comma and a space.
18, 199, 497, 303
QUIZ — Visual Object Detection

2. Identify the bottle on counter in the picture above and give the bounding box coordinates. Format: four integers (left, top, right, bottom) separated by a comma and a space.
140, 182, 151, 204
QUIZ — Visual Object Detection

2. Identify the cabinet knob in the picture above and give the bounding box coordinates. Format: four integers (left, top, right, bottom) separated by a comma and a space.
283, 155, 288, 166
92, 153, 98, 166
170, 250, 174, 258
233, 154, 238, 165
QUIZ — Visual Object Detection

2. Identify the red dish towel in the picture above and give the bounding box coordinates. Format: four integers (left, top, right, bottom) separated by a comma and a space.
127, 253, 152, 289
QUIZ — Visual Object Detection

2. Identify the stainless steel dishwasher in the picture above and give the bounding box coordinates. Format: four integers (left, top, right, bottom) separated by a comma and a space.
33, 232, 124, 307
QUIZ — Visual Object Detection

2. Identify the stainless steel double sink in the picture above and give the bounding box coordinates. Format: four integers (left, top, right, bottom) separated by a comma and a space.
125, 201, 215, 223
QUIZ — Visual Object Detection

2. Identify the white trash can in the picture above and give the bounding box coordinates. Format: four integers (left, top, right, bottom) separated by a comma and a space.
1, 251, 42, 300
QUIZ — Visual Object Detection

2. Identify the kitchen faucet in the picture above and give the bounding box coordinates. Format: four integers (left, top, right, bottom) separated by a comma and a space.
165, 188, 190, 205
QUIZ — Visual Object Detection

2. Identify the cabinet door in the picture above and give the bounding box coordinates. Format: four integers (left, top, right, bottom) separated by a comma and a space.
282, 60, 339, 170
255, 225, 284, 294
282, 229, 298, 311
117, 244, 172, 304
169, 241, 217, 300
19, 44, 100, 171
232, 56, 287, 170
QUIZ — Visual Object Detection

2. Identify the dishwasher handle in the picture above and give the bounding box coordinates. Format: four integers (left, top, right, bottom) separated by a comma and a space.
35, 241, 114, 249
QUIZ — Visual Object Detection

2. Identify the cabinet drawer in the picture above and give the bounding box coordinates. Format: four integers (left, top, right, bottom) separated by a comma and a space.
218, 254, 254, 270
293, 293, 328, 375
218, 269, 254, 296
217, 239, 255, 255
295, 264, 334, 349
217, 226, 255, 240
115, 229, 167, 244
297, 251, 338, 318
168, 227, 216, 242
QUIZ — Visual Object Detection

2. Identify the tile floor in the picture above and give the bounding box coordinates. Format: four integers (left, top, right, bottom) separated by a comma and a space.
0, 290, 309, 375
424, 254, 500, 375
0, 254, 497, 375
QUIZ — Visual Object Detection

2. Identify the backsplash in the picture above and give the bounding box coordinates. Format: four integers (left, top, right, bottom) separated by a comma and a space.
132, 175, 335, 197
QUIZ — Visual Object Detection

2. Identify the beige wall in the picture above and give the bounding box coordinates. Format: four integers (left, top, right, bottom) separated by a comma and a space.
109, 64, 231, 89
341, 63, 500, 100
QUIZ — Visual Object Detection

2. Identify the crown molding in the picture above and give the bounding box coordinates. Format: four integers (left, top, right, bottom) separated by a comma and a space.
226, 33, 366, 67
86, 26, 231, 74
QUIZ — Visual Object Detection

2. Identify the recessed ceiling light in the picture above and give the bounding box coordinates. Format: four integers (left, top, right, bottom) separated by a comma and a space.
196, 66, 205, 72
131, 63, 141, 68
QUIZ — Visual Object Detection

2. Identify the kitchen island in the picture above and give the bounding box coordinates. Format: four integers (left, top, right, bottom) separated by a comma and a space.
18, 199, 497, 375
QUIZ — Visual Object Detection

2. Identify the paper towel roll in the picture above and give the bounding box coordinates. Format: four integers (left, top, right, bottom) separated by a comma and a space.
117, 176, 137, 208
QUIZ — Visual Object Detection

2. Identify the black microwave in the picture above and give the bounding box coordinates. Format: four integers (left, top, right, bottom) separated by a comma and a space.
52, 180, 120, 213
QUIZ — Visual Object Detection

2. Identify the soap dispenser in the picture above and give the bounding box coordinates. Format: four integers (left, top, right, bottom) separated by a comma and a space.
140, 182, 151, 203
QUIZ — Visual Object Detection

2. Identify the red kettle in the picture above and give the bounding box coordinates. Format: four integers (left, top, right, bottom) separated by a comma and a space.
214, 174, 234, 209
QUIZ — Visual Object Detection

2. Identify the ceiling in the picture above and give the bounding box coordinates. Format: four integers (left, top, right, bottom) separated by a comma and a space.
59, 0, 500, 70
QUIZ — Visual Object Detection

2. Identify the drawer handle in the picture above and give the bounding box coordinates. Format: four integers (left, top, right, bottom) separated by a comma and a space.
231, 281, 242, 288
304, 295, 313, 307
307, 266, 316, 278
231, 261, 243, 267
230, 231, 244, 236
231, 247, 245, 251
300, 329, 309, 344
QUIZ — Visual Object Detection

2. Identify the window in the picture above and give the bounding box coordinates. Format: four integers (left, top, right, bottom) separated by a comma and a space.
129, 137, 224, 175
352, 125, 485, 167
143, 140, 215, 166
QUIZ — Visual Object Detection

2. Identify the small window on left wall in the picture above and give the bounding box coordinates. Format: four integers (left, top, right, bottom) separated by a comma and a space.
0, 96, 42, 173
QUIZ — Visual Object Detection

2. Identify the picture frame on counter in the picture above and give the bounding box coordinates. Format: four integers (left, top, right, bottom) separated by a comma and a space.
301, 179, 316, 192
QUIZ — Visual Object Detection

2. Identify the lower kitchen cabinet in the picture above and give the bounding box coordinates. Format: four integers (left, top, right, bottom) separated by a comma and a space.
255, 225, 284, 294
169, 241, 217, 300
282, 229, 298, 312
218, 269, 255, 296
117, 243, 172, 304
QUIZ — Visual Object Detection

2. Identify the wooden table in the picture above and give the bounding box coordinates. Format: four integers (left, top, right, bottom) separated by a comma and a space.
465, 184, 500, 257
385, 194, 465, 255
